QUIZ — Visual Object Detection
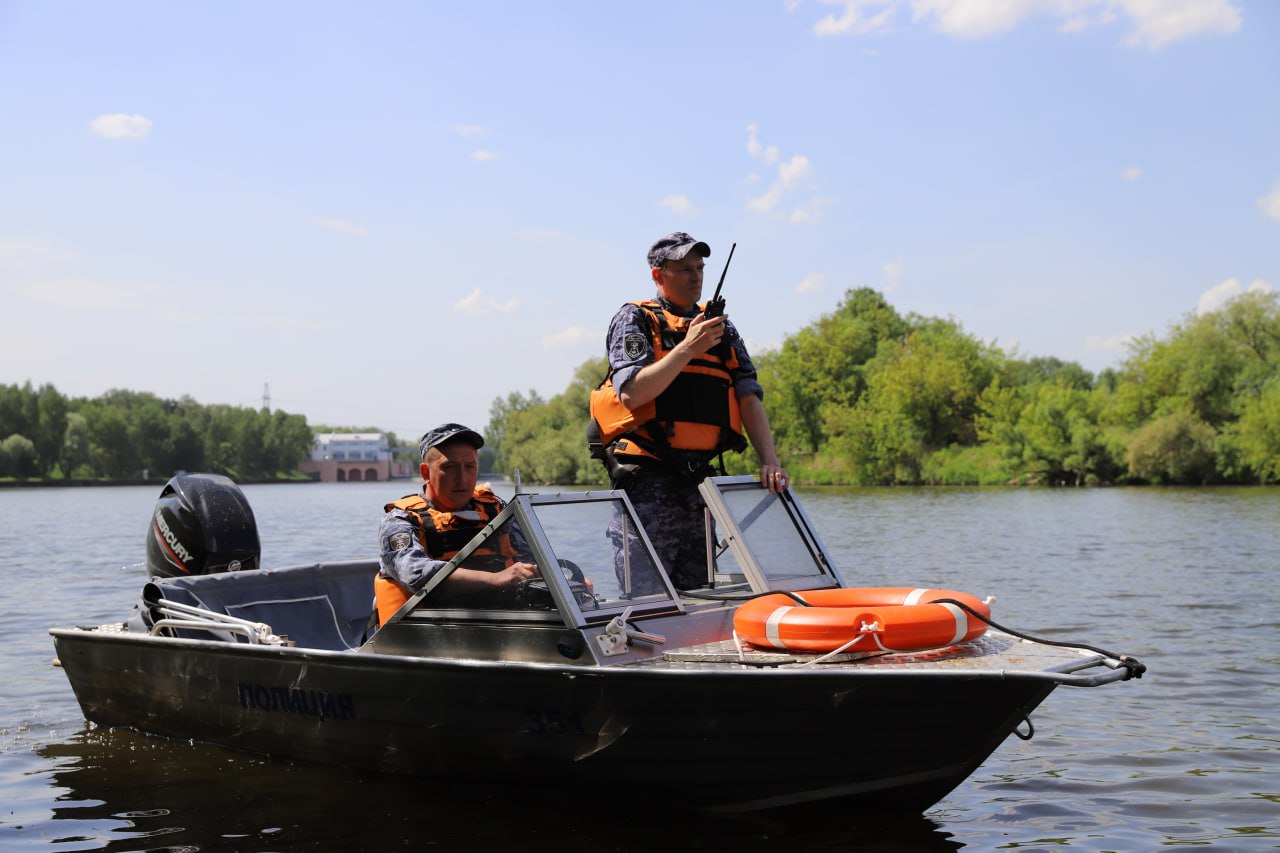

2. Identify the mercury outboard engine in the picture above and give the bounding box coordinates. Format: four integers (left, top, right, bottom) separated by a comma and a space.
145, 473, 261, 578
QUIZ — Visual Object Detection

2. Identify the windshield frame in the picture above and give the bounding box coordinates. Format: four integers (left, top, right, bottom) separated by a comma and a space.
697, 475, 844, 593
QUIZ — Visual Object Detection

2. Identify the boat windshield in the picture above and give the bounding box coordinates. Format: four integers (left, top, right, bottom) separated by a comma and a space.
407, 490, 682, 625
698, 475, 842, 592
520, 490, 681, 623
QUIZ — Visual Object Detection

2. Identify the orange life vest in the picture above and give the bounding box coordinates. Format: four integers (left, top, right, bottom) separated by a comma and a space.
589, 300, 747, 464
375, 487, 514, 624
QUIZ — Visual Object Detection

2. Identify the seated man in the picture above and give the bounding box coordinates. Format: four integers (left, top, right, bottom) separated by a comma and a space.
375, 423, 537, 624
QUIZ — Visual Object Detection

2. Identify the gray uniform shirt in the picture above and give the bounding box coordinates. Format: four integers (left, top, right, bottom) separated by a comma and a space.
377, 498, 451, 592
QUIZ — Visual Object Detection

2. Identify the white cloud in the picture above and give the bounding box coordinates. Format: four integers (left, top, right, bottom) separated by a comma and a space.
470, 149, 499, 162
779, 155, 813, 188
747, 183, 784, 215
909, 0, 1039, 38
451, 124, 489, 137
795, 272, 826, 294
1258, 179, 1280, 221
1084, 332, 1135, 353
1122, 165, 1143, 181
0, 238, 64, 262
543, 325, 588, 350
1198, 277, 1274, 315
314, 217, 367, 236
89, 113, 153, 140
746, 123, 779, 165
1119, 0, 1242, 50
660, 195, 696, 216
790, 197, 831, 224
883, 260, 904, 292
813, 0, 897, 36
745, 126, 823, 224
808, 0, 1242, 49
454, 288, 519, 316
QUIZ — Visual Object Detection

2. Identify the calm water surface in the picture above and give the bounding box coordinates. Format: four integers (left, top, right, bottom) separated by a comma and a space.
1, 482, 1277, 851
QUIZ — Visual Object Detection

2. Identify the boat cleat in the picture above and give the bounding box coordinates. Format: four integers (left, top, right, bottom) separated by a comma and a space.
595, 606, 666, 657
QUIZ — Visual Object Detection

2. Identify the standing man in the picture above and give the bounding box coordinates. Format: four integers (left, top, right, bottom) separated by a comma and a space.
376, 423, 537, 623
589, 232, 789, 591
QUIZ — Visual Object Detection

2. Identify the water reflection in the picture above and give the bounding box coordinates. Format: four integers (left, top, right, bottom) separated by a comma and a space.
33, 725, 964, 852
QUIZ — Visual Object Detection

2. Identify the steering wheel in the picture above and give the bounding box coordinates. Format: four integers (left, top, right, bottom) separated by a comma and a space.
557, 558, 586, 584
514, 559, 595, 610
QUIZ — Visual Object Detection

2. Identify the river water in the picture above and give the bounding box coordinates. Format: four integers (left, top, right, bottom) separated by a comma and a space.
1, 481, 1277, 851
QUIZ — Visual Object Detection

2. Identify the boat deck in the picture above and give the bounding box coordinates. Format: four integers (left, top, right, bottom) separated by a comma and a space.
656, 630, 1114, 679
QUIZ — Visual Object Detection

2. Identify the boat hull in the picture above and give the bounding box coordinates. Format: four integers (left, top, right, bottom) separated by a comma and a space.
52, 627, 1055, 813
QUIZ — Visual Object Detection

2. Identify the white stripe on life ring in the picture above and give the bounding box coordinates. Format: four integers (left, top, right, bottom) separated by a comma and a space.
939, 602, 967, 646
904, 588, 928, 606
765, 606, 794, 649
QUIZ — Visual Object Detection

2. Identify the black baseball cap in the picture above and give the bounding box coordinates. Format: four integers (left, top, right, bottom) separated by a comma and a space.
647, 232, 710, 268
419, 423, 484, 459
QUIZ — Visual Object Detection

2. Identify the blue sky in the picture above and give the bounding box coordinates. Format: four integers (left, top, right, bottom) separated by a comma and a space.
2, 0, 1276, 440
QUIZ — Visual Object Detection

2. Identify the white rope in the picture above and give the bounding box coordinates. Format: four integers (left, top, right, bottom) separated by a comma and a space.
796, 632, 865, 667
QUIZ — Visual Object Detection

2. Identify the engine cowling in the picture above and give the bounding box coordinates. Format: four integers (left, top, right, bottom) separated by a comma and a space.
145, 473, 260, 578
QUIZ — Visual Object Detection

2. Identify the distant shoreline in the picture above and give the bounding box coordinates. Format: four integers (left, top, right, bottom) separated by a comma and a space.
0, 478, 319, 490
3, 477, 1265, 491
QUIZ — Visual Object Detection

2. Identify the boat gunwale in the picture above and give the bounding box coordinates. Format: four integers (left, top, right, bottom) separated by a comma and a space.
50, 625, 1126, 686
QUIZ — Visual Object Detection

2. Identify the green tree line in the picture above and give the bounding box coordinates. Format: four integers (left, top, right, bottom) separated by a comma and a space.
0, 386, 316, 481
487, 288, 1280, 486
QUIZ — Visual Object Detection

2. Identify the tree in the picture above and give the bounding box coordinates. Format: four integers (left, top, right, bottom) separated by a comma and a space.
262, 410, 313, 474
170, 400, 207, 472
1222, 378, 1280, 483
129, 398, 175, 476
765, 288, 908, 456
828, 318, 996, 483
60, 412, 92, 477
0, 383, 35, 444
1125, 411, 1217, 484
487, 389, 546, 473
0, 434, 39, 477
1001, 355, 1094, 390
35, 384, 68, 475
84, 403, 135, 477
494, 360, 605, 485
1017, 383, 1107, 485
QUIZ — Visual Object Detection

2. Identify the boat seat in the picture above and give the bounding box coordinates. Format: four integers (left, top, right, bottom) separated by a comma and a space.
139, 560, 377, 651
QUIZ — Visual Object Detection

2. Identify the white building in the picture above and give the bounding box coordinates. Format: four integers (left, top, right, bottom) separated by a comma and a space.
300, 433, 412, 482
310, 433, 390, 462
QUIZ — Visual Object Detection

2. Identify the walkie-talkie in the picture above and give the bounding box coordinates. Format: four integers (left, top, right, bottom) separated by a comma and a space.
702, 242, 736, 320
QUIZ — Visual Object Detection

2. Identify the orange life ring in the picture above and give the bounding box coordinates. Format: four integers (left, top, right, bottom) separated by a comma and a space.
733, 587, 990, 654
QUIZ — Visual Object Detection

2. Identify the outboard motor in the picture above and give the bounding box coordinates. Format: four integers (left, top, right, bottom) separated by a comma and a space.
145, 473, 261, 578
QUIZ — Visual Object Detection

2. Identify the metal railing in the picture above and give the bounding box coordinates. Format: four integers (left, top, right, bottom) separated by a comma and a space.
148, 598, 290, 645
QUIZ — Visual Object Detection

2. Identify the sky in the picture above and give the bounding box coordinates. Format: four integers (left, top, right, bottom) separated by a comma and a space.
2, 0, 1277, 441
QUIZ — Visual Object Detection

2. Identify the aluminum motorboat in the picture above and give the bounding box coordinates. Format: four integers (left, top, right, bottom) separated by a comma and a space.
51, 475, 1144, 815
